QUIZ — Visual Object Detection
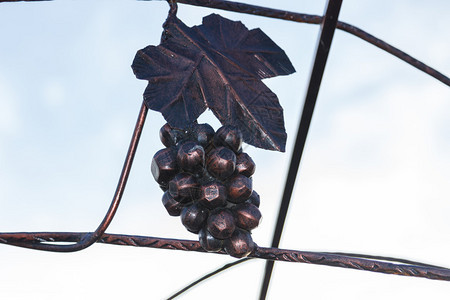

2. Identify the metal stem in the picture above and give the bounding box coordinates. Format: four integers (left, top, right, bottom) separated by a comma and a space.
4, 102, 148, 252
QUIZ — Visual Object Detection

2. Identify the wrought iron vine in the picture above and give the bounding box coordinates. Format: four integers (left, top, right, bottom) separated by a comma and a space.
0, 0, 449, 299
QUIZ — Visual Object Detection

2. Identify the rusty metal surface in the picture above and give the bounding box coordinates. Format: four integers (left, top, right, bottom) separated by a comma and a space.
1, 231, 449, 282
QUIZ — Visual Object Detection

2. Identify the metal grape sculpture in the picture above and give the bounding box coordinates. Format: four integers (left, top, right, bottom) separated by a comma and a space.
132, 8, 295, 257
1, 2, 450, 298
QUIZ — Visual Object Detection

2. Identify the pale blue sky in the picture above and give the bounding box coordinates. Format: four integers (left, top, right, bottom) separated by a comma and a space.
0, 0, 449, 299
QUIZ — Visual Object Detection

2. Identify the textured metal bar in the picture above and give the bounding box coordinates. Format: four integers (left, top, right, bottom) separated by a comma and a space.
254, 247, 450, 281
324, 252, 447, 269
259, 1, 343, 299
1, 231, 449, 282
176, 0, 322, 24
2, 103, 148, 252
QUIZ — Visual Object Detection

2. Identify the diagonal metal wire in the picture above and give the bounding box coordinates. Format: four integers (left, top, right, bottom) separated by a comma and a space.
167, 258, 253, 299
259, 1, 343, 298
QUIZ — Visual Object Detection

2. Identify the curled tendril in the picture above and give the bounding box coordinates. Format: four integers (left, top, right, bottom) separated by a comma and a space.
168, 0, 178, 16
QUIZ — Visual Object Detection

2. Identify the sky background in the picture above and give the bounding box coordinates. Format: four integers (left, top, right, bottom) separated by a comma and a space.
0, 0, 449, 299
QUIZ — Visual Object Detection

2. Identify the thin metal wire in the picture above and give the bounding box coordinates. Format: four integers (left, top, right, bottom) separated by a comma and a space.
167, 258, 252, 299
335, 21, 450, 85
324, 252, 448, 269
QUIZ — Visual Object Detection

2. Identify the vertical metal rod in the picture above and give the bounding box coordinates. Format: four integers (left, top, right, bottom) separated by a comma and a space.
259, 0, 343, 298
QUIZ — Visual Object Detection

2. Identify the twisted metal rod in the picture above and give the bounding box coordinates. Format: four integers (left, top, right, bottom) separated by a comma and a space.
1, 231, 449, 282
168, 250, 449, 299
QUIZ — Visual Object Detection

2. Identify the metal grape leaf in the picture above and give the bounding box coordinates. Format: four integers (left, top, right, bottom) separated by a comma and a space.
132, 13, 295, 152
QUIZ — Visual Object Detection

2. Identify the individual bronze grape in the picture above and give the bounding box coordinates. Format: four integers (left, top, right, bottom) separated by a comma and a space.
235, 152, 256, 177
177, 141, 205, 175
233, 202, 261, 230
206, 147, 236, 181
213, 125, 243, 153
180, 203, 209, 233
159, 123, 185, 147
161, 191, 184, 216
224, 229, 255, 258
151, 148, 179, 187
198, 181, 227, 210
168, 173, 199, 202
227, 174, 253, 204
246, 190, 260, 208
206, 209, 235, 239
198, 227, 223, 252
192, 123, 215, 148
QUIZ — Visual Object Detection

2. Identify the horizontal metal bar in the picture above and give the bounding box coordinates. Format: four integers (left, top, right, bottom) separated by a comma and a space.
1, 231, 449, 282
